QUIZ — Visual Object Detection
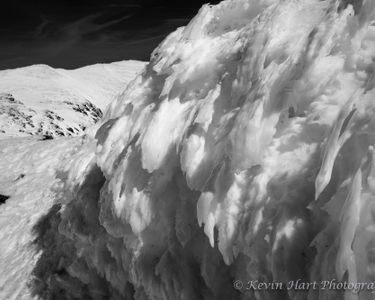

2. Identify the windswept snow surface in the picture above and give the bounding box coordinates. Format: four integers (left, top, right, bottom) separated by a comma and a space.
2, 0, 375, 299
0, 136, 93, 299
0, 60, 145, 138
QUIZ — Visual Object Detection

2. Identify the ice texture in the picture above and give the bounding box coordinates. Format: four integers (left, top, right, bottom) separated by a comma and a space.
7, 0, 375, 299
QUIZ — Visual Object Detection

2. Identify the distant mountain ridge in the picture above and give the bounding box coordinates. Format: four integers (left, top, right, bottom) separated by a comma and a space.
0, 61, 145, 138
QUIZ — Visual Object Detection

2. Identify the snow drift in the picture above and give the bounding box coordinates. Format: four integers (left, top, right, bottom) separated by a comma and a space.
29, 0, 375, 299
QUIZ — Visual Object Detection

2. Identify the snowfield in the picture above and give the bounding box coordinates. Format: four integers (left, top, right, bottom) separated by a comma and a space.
0, 136, 89, 299
0, 61, 145, 138
1, 0, 375, 299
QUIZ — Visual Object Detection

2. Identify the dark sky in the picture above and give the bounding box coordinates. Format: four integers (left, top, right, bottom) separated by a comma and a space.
0, 0, 219, 69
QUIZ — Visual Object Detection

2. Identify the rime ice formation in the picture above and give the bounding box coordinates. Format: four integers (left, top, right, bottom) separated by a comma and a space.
2, 0, 375, 299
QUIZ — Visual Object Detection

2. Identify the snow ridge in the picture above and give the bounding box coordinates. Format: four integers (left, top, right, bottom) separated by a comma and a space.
0, 61, 145, 138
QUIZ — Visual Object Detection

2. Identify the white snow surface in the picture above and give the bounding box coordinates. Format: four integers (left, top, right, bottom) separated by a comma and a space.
2, 0, 375, 299
0, 60, 145, 138
0, 136, 92, 299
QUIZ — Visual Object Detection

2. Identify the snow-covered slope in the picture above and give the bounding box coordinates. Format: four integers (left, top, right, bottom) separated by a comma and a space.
2, 0, 375, 300
0, 61, 145, 138
0, 136, 91, 299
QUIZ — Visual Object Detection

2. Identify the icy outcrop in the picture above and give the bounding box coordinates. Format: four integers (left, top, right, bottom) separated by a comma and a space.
34, 0, 375, 299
